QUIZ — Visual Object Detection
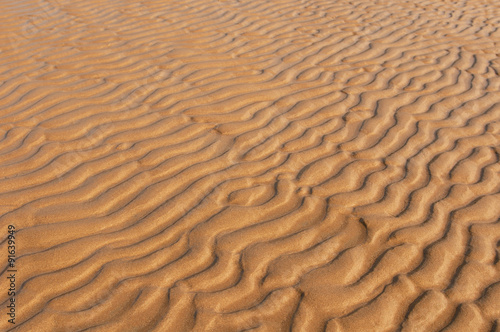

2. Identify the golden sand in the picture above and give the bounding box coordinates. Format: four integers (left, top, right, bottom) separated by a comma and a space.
1, 0, 500, 330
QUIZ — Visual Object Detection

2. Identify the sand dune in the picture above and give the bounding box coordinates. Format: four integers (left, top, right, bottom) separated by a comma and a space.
1, 0, 500, 330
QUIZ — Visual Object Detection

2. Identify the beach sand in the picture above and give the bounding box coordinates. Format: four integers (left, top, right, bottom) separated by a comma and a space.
1, 0, 500, 330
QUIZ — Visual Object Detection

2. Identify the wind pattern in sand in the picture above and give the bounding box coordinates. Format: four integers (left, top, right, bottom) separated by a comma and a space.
1, 0, 500, 330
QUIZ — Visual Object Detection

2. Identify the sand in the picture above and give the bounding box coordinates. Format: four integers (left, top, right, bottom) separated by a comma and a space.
1, 0, 500, 330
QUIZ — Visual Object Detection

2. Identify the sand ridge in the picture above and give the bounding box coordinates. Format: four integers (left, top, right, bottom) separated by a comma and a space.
1, 0, 500, 330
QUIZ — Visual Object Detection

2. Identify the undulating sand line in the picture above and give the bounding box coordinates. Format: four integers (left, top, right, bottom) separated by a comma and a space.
1, 0, 500, 330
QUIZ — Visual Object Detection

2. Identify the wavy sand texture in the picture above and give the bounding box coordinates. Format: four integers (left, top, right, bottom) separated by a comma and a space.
1, 0, 500, 330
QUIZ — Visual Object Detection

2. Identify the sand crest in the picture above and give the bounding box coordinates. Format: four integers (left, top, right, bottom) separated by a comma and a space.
1, 0, 500, 330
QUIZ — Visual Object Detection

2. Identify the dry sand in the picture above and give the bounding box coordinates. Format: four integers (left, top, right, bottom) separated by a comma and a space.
1, 0, 500, 330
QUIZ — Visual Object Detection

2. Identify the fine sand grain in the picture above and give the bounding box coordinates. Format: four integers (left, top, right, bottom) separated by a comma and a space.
1, 0, 500, 330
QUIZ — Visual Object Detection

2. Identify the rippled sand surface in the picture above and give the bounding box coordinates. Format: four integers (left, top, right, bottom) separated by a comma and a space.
1, 0, 500, 330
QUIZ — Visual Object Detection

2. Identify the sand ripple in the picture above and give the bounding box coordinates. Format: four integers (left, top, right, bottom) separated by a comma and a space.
1, 0, 500, 330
